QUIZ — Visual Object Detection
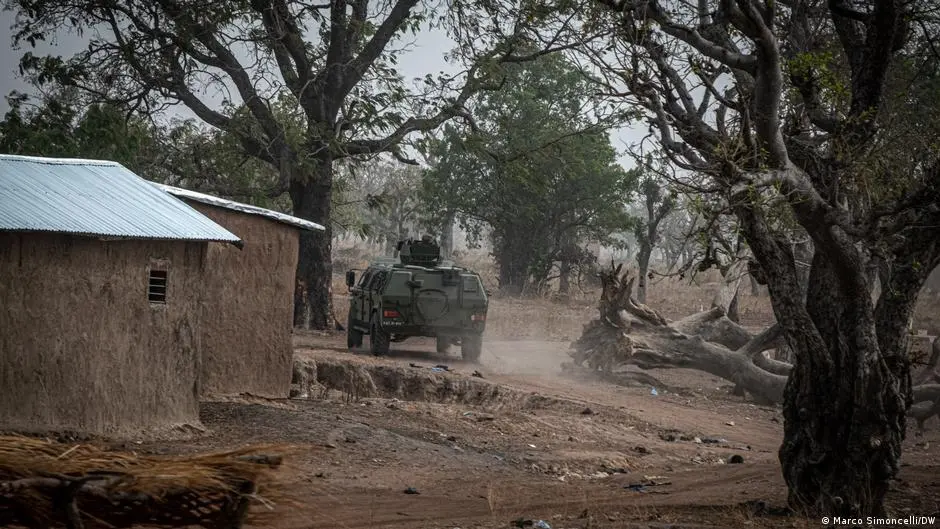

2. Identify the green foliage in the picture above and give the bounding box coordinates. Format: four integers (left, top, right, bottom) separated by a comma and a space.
855, 48, 940, 204
0, 90, 164, 174
159, 120, 293, 212
785, 50, 849, 102
420, 53, 637, 290
0, 90, 342, 217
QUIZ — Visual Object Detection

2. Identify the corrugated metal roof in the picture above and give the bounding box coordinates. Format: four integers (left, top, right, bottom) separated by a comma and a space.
0, 154, 243, 245
152, 183, 326, 232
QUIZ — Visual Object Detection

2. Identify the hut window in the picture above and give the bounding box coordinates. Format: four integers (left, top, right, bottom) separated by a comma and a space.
148, 269, 168, 304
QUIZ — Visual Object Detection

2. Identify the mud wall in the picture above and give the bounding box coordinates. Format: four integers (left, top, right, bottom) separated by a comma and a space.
0, 233, 206, 437
186, 202, 299, 399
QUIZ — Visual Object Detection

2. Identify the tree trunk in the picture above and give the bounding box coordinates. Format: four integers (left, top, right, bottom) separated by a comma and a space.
636, 241, 652, 304
498, 256, 527, 296
440, 213, 455, 259
558, 232, 577, 296
495, 234, 532, 295
567, 264, 788, 403
775, 252, 909, 518
779, 326, 906, 515
396, 216, 407, 244
290, 153, 334, 330
559, 260, 571, 295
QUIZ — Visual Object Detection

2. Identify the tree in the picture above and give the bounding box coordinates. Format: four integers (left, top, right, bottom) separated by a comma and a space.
421, 53, 637, 295
156, 119, 294, 211
0, 88, 299, 211
162, 104, 376, 227
657, 205, 699, 275
633, 174, 676, 303
8, 0, 584, 329
345, 159, 425, 254
560, 0, 940, 516
1, 87, 374, 236
0, 90, 165, 173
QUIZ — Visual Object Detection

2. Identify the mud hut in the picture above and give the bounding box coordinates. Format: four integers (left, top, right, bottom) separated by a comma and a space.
152, 184, 325, 399
0, 154, 242, 437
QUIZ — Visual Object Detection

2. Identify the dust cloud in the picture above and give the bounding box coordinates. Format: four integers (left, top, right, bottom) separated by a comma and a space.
480, 339, 573, 378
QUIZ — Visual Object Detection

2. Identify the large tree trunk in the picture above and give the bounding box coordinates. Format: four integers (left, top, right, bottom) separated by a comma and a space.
290, 153, 334, 330
735, 199, 939, 518
776, 253, 910, 518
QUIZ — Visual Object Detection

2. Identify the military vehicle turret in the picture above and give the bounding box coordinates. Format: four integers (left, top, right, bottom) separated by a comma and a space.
344, 235, 488, 362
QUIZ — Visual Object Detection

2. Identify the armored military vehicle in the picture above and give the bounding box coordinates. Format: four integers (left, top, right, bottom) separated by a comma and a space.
344, 235, 488, 362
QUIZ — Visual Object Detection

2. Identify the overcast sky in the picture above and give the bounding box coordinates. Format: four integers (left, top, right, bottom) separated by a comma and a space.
0, 9, 642, 168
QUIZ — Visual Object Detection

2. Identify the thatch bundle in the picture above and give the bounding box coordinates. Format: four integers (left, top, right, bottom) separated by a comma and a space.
0, 435, 294, 529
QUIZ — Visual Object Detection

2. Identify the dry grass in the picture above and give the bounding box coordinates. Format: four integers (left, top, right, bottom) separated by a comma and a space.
0, 434, 302, 527
0, 434, 295, 495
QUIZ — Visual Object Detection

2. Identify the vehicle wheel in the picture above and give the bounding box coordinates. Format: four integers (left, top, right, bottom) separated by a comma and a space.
461, 334, 483, 363
436, 336, 452, 354
370, 314, 390, 356
347, 313, 363, 349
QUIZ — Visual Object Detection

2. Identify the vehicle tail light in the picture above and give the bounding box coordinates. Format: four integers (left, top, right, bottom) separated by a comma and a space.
383, 309, 401, 319
471, 314, 486, 322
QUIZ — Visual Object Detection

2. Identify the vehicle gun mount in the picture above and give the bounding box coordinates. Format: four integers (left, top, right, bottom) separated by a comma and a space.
397, 235, 441, 267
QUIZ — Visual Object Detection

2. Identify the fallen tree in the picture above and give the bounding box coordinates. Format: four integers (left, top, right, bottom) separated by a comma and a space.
568, 263, 940, 429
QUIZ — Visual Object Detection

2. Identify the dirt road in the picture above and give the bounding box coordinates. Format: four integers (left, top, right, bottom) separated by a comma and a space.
142, 333, 940, 528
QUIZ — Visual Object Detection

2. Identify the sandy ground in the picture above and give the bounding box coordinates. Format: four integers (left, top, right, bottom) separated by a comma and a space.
130, 331, 940, 529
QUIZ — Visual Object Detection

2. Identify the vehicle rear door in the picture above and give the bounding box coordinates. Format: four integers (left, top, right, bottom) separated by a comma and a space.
365, 270, 387, 321
352, 269, 373, 326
